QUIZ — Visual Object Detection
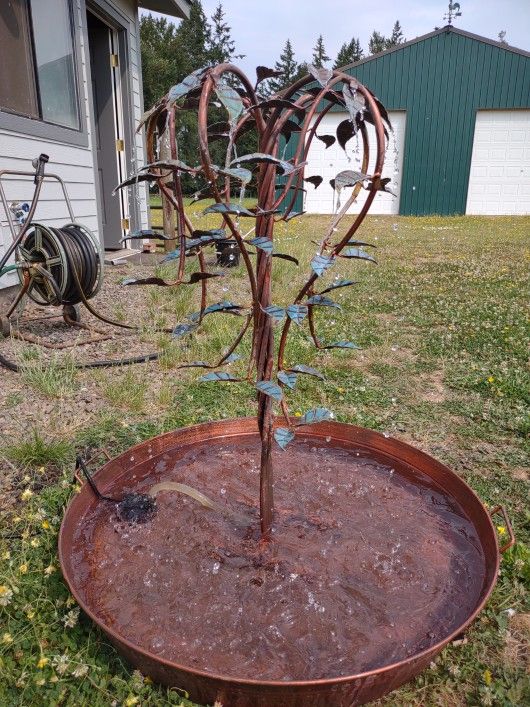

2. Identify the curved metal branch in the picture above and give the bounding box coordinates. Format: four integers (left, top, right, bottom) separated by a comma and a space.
275, 81, 386, 370
197, 73, 258, 308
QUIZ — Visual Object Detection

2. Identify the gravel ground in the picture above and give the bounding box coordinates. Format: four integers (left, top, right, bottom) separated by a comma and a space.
0, 250, 210, 440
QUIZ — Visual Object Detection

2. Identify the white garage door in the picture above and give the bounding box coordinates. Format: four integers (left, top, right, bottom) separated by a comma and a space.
466, 110, 530, 215
303, 111, 406, 215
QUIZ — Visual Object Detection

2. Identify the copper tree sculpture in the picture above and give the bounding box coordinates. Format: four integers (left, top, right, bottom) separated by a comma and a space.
116, 62, 391, 539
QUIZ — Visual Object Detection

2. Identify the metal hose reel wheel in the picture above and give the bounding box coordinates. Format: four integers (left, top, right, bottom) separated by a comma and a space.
16, 222, 103, 307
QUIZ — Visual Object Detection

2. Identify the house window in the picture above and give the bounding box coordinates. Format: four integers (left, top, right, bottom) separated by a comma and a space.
0, 0, 79, 130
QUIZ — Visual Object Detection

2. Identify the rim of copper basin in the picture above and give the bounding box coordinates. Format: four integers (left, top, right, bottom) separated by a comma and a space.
58, 417, 501, 689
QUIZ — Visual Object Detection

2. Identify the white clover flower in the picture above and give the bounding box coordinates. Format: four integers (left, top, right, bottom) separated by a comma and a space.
52, 654, 69, 675
71, 663, 89, 678
63, 608, 80, 628
0, 585, 13, 606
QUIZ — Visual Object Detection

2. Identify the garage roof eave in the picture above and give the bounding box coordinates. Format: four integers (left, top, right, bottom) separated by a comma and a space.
138, 0, 191, 19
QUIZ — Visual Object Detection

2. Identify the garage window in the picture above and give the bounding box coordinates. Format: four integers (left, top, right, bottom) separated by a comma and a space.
0, 0, 80, 130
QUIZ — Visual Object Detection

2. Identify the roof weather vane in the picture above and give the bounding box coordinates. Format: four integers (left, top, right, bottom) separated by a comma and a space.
443, 2, 462, 25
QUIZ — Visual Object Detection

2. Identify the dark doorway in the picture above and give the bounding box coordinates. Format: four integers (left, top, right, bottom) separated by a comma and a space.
86, 10, 124, 249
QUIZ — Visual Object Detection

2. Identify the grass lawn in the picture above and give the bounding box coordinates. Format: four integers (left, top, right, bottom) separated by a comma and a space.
0, 207, 528, 706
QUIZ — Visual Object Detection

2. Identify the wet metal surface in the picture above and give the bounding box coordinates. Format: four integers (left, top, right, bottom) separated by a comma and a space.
59, 420, 500, 706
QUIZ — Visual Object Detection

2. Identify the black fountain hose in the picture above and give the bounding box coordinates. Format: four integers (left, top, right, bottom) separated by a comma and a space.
0, 349, 160, 372
75, 455, 120, 503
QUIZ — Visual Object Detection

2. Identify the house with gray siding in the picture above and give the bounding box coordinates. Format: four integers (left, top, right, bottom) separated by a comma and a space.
0, 0, 190, 290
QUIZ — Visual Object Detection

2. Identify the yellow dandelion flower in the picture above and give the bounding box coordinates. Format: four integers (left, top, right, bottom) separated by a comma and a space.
337, 387, 345, 394
37, 656, 49, 669
41, 520, 50, 530
37, 466, 46, 474
294, 411, 302, 417
497, 525, 507, 536
124, 697, 139, 707
19, 564, 28, 575
44, 565, 56, 576
30, 538, 40, 548
483, 669, 492, 685
20, 489, 33, 502
2, 633, 13, 644
26, 610, 35, 620
13, 516, 22, 524
1, 550, 10, 560
487, 376, 495, 384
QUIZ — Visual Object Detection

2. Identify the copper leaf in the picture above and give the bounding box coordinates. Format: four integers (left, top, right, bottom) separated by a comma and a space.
336, 119, 356, 152
304, 176, 323, 189
316, 134, 336, 149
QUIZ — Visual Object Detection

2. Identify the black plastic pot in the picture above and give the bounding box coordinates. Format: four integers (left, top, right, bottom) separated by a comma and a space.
215, 239, 240, 267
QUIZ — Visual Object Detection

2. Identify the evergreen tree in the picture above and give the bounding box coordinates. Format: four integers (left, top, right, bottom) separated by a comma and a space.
175, 0, 211, 76
333, 37, 363, 68
312, 34, 330, 68
386, 21, 405, 48
266, 39, 300, 94
368, 31, 387, 55
140, 14, 182, 109
206, 2, 243, 64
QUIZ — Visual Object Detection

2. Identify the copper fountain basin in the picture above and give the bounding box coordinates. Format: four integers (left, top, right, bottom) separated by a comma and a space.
59, 419, 512, 707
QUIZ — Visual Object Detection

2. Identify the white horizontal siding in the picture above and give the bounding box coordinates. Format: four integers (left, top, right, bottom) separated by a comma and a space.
0, 0, 149, 290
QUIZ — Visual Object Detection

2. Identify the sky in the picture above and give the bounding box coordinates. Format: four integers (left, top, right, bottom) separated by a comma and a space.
142, 0, 530, 75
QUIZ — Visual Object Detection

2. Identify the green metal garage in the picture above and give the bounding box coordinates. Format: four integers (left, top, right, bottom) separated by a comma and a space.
292, 26, 530, 216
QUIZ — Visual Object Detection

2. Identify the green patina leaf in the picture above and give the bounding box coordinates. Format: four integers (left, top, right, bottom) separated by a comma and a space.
213, 166, 252, 184
255, 380, 283, 402
274, 427, 295, 450
288, 364, 325, 380
298, 407, 334, 425
249, 237, 273, 255
277, 371, 297, 389
311, 254, 335, 277
202, 301, 243, 316
286, 304, 308, 325
330, 169, 369, 192
319, 279, 357, 295
215, 83, 244, 125
306, 294, 341, 309
324, 340, 360, 349
308, 64, 333, 86
340, 248, 377, 264
342, 83, 365, 122
263, 305, 286, 323
203, 203, 254, 217
172, 322, 198, 339
168, 67, 207, 104
200, 372, 240, 382
230, 153, 304, 176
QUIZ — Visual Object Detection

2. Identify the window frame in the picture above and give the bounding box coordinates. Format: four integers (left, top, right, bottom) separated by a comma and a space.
0, 0, 88, 147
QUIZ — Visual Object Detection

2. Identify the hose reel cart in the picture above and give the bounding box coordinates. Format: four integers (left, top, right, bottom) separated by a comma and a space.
0, 154, 106, 347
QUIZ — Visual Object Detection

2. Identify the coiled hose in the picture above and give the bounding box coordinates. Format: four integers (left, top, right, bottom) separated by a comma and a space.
1, 222, 164, 371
